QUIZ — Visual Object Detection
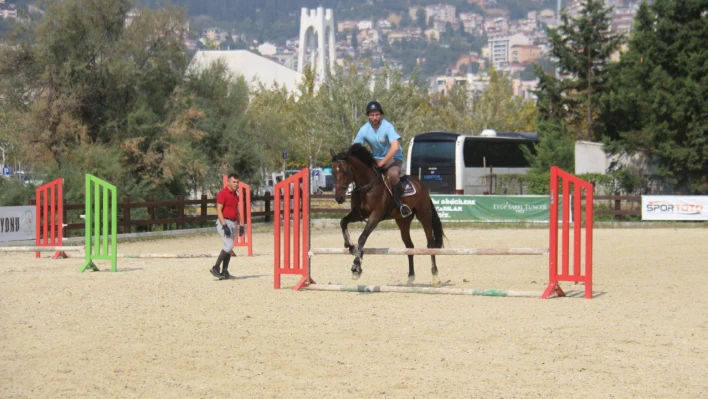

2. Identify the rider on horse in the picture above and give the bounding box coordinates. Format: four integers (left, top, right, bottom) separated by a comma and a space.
353, 100, 412, 218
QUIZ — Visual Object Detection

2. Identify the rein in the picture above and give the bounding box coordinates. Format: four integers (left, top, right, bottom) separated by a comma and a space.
337, 158, 386, 223
351, 167, 381, 194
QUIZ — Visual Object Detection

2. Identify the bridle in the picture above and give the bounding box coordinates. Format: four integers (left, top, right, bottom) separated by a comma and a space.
333, 157, 380, 195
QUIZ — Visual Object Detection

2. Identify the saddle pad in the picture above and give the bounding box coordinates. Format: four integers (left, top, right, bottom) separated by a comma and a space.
401, 176, 416, 197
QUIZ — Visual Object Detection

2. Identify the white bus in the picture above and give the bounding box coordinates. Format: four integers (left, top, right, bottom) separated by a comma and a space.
406, 130, 538, 194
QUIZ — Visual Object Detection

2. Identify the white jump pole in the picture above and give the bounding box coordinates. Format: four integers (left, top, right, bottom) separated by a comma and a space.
307, 284, 544, 298
309, 247, 548, 256
0, 246, 84, 252
116, 253, 219, 259
65, 253, 219, 259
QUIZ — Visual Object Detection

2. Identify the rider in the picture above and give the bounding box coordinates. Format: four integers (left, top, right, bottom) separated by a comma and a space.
353, 100, 412, 218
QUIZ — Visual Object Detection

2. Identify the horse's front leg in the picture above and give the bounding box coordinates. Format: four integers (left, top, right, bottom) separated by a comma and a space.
351, 216, 381, 280
340, 211, 362, 255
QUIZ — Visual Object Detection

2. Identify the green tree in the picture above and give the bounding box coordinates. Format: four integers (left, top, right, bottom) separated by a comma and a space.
534, 0, 622, 141
523, 119, 576, 194
350, 28, 359, 54
416, 8, 427, 30
247, 82, 299, 182
0, 0, 187, 171
603, 0, 708, 193
471, 68, 537, 133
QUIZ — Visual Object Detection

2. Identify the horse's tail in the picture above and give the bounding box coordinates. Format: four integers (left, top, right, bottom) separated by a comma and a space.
430, 199, 445, 248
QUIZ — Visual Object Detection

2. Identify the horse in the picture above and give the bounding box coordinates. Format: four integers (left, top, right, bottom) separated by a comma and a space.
330, 143, 446, 287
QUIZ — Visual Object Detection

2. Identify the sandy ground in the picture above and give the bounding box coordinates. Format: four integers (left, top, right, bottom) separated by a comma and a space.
1, 224, 707, 399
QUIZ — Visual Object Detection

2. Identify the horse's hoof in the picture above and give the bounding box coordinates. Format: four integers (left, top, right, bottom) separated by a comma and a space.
352, 272, 361, 280
347, 246, 356, 255
407, 276, 415, 286
432, 275, 441, 288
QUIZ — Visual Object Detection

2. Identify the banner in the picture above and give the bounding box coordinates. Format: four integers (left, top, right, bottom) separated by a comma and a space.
642, 196, 708, 221
431, 195, 558, 223
0, 206, 35, 242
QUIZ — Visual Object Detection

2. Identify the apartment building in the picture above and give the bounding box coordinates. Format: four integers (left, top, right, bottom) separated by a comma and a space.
488, 33, 531, 68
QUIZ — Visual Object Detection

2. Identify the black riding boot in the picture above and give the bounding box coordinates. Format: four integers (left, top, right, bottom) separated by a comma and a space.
221, 253, 232, 279
210, 250, 229, 278
393, 183, 412, 217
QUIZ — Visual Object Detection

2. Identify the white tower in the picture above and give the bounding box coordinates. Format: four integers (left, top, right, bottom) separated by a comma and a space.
297, 7, 335, 82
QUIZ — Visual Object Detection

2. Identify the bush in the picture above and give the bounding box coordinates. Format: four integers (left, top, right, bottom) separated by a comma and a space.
0, 178, 37, 206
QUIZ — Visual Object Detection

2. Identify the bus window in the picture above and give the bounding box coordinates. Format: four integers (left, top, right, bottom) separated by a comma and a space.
463, 139, 535, 168
411, 141, 456, 165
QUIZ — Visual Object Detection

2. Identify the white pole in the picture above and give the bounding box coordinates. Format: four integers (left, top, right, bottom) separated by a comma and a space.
309, 247, 548, 256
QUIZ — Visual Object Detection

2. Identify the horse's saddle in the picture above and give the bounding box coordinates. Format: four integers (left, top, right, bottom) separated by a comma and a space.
401, 176, 416, 197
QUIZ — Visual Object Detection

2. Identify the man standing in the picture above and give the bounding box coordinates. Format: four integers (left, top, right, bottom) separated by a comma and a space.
353, 100, 412, 217
211, 173, 240, 279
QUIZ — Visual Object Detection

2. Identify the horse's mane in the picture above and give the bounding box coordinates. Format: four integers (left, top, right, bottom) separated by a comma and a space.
334, 143, 376, 168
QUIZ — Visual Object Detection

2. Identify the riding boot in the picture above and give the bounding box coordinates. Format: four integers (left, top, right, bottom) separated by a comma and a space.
393, 183, 412, 217
221, 253, 232, 279
210, 250, 228, 278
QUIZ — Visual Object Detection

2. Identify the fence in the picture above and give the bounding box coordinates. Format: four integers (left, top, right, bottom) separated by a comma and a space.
593, 193, 641, 220
28, 189, 643, 236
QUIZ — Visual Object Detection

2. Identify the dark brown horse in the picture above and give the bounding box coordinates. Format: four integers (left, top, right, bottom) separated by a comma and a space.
330, 144, 446, 287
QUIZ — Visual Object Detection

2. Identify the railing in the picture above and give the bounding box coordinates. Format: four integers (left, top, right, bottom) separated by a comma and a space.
592, 193, 641, 220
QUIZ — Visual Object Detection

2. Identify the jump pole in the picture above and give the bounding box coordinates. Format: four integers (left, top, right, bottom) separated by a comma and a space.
309, 247, 548, 256
307, 284, 543, 298
0, 246, 84, 252
66, 253, 218, 259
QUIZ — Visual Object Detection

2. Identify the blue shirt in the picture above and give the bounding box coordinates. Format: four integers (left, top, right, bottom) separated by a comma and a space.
353, 119, 404, 161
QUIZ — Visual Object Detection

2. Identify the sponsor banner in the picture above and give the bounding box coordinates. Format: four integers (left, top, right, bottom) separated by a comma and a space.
642, 196, 708, 221
431, 195, 560, 223
0, 206, 36, 242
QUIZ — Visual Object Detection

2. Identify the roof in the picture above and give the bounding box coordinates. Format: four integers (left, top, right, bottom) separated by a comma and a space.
414, 132, 461, 142
189, 50, 305, 93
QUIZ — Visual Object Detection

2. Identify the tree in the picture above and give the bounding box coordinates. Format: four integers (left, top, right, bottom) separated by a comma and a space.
247, 82, 299, 182
0, 0, 188, 171
350, 28, 359, 54
428, 67, 536, 135
603, 0, 708, 193
534, 0, 623, 141
524, 119, 576, 194
416, 8, 427, 30
470, 68, 537, 133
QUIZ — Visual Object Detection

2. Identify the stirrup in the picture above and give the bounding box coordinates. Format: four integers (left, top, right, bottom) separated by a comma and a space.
400, 204, 412, 217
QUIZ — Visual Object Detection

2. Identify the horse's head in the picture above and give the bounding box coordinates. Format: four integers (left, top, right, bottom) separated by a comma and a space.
330, 144, 377, 204
330, 148, 353, 204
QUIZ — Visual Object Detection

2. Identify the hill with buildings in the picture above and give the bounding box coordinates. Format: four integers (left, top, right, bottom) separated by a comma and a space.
174, 0, 640, 93
0, 0, 642, 90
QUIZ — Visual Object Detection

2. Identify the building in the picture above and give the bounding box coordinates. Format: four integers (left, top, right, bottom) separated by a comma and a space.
257, 42, 277, 56
337, 20, 358, 32
510, 44, 541, 64
0, 4, 17, 19
430, 73, 491, 96
357, 20, 373, 30
512, 79, 538, 101
200, 27, 229, 47
190, 50, 304, 93
425, 28, 440, 42
487, 33, 531, 68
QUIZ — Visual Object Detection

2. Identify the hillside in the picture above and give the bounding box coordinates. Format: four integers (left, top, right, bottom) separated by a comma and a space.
140, 0, 558, 43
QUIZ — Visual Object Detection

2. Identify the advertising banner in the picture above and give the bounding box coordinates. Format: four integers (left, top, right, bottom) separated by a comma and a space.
431, 195, 559, 223
0, 206, 36, 242
642, 196, 708, 221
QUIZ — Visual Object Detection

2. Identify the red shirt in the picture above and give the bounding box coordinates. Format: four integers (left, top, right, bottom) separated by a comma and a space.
216, 187, 240, 220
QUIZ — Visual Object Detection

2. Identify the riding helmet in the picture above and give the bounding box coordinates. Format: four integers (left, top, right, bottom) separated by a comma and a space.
365, 101, 384, 115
